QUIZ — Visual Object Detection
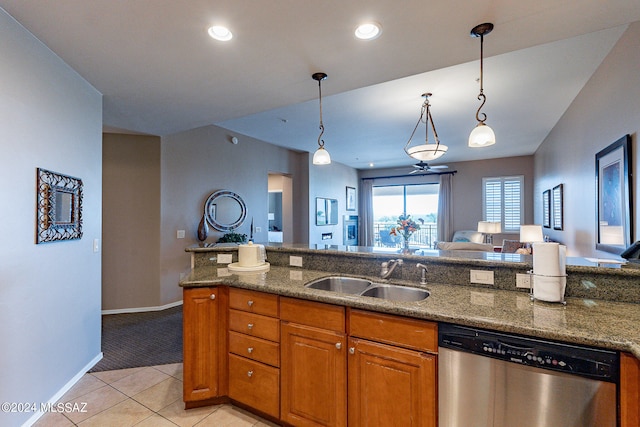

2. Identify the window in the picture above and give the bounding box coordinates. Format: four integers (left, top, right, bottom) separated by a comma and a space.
482, 176, 523, 232
372, 183, 439, 247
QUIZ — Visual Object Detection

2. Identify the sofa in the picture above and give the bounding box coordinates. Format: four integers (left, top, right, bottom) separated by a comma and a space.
435, 230, 493, 251
450, 230, 484, 243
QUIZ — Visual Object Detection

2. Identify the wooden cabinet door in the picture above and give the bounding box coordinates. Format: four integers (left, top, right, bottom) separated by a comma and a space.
348, 337, 437, 427
281, 321, 347, 427
183, 287, 227, 406
621, 352, 640, 427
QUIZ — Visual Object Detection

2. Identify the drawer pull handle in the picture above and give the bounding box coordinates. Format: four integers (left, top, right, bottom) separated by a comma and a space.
335, 342, 342, 350
247, 300, 254, 307
247, 370, 254, 378
349, 347, 355, 354
209, 294, 216, 300
247, 323, 254, 330
247, 347, 254, 354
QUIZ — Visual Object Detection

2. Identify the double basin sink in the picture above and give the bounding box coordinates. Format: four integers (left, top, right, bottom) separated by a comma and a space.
305, 276, 429, 302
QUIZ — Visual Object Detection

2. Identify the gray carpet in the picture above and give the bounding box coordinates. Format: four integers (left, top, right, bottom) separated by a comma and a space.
89, 305, 183, 372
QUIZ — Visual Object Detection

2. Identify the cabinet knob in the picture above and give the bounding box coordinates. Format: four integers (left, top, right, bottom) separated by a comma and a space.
247, 323, 254, 330
247, 370, 253, 378
247, 300, 254, 307
247, 347, 253, 354
209, 294, 216, 300
349, 347, 355, 354
335, 342, 342, 350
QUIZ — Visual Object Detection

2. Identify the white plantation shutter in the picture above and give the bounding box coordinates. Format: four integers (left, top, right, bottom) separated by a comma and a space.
483, 179, 502, 223
483, 176, 523, 232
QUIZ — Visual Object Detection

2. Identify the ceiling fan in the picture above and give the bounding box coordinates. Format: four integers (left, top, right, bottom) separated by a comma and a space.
409, 161, 449, 174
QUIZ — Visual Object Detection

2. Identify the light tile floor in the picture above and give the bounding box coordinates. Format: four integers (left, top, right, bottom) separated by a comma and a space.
33, 363, 279, 427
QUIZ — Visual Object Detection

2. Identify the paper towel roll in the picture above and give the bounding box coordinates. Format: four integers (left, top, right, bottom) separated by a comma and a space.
532, 242, 567, 303
532, 242, 566, 276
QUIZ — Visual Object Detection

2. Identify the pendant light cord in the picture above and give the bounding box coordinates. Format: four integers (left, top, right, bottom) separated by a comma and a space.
317, 78, 325, 149
475, 33, 488, 124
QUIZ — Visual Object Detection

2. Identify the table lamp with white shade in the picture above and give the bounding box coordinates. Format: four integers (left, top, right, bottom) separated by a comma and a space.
519, 225, 544, 254
478, 221, 501, 244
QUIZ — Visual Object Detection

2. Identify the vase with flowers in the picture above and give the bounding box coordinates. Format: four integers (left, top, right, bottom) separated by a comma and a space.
389, 214, 424, 253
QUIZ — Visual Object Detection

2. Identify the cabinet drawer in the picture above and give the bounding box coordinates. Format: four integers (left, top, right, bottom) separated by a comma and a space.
229, 309, 280, 342
228, 354, 280, 419
229, 330, 280, 367
280, 297, 345, 333
229, 288, 279, 317
349, 309, 437, 353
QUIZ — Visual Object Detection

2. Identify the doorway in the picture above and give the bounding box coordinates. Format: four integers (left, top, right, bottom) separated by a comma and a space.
268, 173, 293, 243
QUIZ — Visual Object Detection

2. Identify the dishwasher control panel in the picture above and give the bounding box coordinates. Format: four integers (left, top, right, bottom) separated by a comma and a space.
438, 323, 619, 382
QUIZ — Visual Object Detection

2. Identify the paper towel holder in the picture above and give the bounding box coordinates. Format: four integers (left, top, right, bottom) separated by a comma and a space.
528, 270, 567, 305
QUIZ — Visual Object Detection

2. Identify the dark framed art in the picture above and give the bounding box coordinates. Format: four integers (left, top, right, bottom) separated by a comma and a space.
595, 134, 632, 254
346, 186, 356, 211
542, 189, 551, 228
552, 184, 563, 230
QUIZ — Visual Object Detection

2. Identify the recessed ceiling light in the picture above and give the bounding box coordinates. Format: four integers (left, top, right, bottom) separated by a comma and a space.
355, 22, 382, 40
208, 25, 233, 41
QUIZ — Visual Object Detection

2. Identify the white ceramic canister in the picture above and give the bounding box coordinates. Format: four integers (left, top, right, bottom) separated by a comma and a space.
238, 241, 266, 267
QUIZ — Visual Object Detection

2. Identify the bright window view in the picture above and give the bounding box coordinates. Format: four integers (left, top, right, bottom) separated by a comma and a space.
372, 184, 439, 248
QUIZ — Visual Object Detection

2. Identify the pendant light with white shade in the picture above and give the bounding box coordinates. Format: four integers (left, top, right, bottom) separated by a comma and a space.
312, 72, 331, 165
404, 93, 448, 161
469, 23, 496, 148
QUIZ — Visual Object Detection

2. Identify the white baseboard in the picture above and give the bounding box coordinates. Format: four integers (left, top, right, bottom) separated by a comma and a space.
101, 300, 183, 315
22, 352, 103, 427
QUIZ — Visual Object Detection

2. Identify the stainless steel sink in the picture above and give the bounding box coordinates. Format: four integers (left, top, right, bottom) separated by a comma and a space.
305, 276, 372, 294
360, 284, 430, 302
305, 276, 429, 301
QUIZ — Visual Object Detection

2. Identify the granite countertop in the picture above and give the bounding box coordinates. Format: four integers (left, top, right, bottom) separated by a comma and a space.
180, 264, 640, 359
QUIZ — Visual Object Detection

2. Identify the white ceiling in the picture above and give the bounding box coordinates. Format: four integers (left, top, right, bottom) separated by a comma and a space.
2, 0, 639, 169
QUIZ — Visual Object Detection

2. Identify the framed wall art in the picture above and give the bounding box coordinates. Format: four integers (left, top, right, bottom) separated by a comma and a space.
595, 134, 632, 254
346, 186, 356, 211
542, 189, 551, 228
552, 184, 563, 230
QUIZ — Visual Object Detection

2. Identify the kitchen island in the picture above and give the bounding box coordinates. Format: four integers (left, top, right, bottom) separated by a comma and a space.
180, 243, 640, 426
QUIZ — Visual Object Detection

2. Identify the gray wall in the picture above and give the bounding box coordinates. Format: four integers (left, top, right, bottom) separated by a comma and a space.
101, 126, 362, 310
0, 8, 102, 426
160, 125, 308, 306
102, 133, 161, 310
535, 22, 640, 257
308, 158, 360, 245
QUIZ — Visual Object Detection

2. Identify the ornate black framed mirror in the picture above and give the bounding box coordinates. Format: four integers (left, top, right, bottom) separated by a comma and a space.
36, 168, 83, 243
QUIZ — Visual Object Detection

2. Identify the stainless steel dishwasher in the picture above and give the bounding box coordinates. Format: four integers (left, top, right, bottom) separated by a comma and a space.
438, 323, 619, 427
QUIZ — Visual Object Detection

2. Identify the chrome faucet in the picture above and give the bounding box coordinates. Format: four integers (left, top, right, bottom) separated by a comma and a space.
416, 263, 428, 285
380, 259, 403, 279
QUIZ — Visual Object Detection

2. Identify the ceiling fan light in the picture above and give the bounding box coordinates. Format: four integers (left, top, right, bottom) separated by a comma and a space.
468, 123, 496, 147
407, 143, 448, 161
313, 146, 331, 165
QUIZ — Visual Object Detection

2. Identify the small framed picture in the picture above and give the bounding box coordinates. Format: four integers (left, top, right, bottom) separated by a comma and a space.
542, 189, 551, 228
346, 186, 356, 211
552, 184, 563, 230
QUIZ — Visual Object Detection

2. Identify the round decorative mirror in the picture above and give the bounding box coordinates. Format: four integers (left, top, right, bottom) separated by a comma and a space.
204, 190, 247, 231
